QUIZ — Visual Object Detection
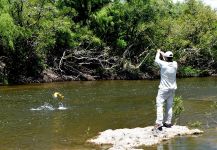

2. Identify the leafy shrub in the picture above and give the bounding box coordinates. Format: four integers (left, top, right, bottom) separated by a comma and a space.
178, 66, 202, 77
173, 96, 185, 125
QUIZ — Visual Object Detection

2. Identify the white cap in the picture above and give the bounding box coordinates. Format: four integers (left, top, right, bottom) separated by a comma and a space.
164, 51, 173, 58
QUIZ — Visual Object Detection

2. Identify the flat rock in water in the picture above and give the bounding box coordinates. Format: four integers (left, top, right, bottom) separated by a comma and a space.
87, 125, 203, 150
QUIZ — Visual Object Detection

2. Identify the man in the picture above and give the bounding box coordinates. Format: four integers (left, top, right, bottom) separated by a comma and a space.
154, 49, 178, 131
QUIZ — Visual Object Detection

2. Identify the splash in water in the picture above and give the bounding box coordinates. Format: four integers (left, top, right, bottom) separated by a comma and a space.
30, 102, 68, 111
30, 102, 55, 111
58, 102, 67, 110
30, 102, 67, 111
31, 92, 67, 111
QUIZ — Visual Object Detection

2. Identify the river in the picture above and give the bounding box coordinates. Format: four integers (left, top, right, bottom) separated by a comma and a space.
0, 77, 216, 150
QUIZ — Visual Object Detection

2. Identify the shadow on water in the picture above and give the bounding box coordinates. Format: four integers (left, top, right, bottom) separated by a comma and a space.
0, 77, 216, 149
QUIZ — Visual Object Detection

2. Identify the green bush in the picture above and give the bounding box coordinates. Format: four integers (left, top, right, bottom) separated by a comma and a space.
187, 121, 202, 128
173, 96, 185, 125
0, 0, 217, 83
178, 66, 202, 77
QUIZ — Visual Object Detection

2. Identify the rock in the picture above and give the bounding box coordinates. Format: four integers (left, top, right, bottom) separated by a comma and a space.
0, 61, 5, 70
87, 126, 203, 150
42, 69, 62, 82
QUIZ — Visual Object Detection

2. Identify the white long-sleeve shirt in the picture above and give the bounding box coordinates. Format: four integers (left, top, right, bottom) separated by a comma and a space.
155, 51, 177, 90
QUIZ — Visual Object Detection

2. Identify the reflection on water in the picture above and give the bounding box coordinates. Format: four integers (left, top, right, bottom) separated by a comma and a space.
0, 77, 216, 149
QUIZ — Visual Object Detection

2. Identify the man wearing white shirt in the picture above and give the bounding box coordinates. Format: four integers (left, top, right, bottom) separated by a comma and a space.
154, 49, 178, 131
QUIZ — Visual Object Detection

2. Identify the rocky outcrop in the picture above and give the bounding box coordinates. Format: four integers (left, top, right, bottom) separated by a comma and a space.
0, 61, 5, 70
41, 69, 65, 82
88, 125, 203, 150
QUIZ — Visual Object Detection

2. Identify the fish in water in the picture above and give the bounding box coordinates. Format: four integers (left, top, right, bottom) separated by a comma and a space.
53, 92, 64, 100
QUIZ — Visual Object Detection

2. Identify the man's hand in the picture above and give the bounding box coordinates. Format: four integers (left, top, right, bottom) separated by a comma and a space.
157, 49, 165, 60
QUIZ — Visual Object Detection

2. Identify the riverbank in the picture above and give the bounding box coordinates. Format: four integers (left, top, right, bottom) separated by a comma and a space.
1, 66, 216, 84
41, 68, 154, 82
34, 68, 214, 83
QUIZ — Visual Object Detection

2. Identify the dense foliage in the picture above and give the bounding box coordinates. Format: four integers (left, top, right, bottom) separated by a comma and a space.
0, 0, 217, 83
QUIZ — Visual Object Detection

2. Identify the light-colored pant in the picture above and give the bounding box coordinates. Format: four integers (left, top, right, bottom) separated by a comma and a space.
155, 88, 175, 126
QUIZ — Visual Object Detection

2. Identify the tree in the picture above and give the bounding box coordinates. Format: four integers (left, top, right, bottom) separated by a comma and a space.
57, 0, 112, 24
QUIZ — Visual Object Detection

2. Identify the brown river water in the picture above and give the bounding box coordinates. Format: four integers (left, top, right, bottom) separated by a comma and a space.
0, 77, 216, 150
